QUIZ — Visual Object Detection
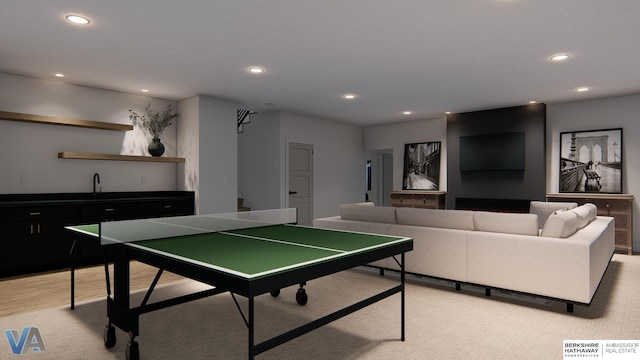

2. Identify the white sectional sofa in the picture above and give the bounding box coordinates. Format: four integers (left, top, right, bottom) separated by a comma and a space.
313, 201, 615, 312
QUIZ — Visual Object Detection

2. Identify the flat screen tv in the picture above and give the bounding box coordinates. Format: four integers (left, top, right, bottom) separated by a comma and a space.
459, 132, 525, 171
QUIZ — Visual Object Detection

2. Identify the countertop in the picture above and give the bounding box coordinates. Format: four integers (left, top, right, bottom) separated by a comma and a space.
0, 191, 195, 207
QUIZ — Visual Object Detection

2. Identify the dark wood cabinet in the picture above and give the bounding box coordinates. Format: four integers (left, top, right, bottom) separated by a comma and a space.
3, 220, 72, 274
137, 199, 194, 218
390, 190, 446, 209
0, 205, 78, 276
0, 191, 195, 277
80, 202, 137, 223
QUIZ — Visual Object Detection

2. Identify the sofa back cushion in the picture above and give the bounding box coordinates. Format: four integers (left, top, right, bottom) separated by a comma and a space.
582, 203, 598, 222
396, 208, 475, 231
339, 203, 397, 224
540, 210, 578, 238
570, 205, 592, 229
529, 201, 578, 229
473, 211, 539, 236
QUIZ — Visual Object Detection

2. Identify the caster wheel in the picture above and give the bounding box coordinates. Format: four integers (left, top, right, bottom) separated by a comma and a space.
126, 339, 139, 360
270, 289, 280, 297
296, 288, 308, 306
104, 324, 116, 348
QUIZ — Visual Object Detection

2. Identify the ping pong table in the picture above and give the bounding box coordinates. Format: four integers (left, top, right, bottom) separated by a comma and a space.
65, 209, 413, 360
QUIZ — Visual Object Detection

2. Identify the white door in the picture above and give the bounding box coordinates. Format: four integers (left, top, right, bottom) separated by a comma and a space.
288, 142, 313, 225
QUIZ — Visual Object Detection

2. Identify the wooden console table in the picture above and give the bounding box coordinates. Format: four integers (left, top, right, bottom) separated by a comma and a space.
546, 193, 634, 255
390, 191, 446, 209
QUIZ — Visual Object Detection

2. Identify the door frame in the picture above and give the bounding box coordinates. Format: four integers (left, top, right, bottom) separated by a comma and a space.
286, 141, 314, 225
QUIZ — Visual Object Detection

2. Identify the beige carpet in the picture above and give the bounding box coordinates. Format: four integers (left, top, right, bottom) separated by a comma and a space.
1, 254, 638, 360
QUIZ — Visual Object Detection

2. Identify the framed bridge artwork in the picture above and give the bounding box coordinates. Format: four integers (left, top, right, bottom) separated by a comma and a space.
402, 141, 441, 190
559, 128, 623, 193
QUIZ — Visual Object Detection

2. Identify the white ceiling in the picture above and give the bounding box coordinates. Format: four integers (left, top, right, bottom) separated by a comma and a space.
1, 1, 639, 126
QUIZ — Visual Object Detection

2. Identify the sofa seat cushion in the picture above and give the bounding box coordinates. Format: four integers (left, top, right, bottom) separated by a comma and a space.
473, 211, 539, 236
541, 210, 578, 238
339, 203, 397, 224
529, 201, 578, 229
396, 207, 475, 231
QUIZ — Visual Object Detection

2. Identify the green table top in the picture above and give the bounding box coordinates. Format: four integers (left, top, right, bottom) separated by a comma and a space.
67, 223, 411, 280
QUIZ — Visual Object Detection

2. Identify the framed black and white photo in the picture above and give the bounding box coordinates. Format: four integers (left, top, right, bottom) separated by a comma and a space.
559, 128, 622, 193
402, 141, 441, 190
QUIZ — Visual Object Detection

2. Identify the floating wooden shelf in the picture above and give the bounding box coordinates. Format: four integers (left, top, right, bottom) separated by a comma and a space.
58, 152, 185, 163
1, 110, 133, 131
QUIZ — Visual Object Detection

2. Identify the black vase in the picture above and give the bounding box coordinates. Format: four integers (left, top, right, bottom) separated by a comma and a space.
148, 137, 165, 157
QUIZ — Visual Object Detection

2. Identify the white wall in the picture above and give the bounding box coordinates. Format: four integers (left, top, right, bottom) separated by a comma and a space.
280, 112, 366, 218
547, 93, 640, 250
198, 96, 238, 214
364, 117, 448, 191
0, 72, 178, 194
238, 111, 365, 219
178, 95, 238, 214
237, 112, 281, 210
177, 96, 199, 201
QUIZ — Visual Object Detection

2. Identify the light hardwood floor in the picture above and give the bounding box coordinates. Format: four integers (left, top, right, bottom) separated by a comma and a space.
0, 262, 185, 317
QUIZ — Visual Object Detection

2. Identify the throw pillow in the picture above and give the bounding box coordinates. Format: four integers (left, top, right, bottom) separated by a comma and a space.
541, 210, 578, 238
583, 203, 598, 221
571, 205, 592, 229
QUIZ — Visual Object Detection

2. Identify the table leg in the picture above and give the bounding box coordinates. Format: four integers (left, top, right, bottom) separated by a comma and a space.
401, 252, 406, 342
248, 296, 255, 360
112, 247, 130, 310
69, 239, 76, 310
105, 246, 139, 338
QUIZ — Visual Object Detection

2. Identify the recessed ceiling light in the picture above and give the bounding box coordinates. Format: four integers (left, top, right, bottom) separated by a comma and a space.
550, 54, 570, 61
529, 100, 537, 104
248, 67, 264, 74
141, 89, 149, 93
403, 111, 412, 115
576, 87, 591, 92
65, 15, 91, 25
343, 94, 356, 100
54, 73, 64, 78
445, 111, 451, 115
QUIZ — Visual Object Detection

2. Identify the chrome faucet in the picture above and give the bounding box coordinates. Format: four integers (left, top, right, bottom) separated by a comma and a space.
93, 173, 101, 197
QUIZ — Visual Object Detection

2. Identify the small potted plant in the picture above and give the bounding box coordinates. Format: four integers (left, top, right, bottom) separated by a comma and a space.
129, 103, 179, 156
